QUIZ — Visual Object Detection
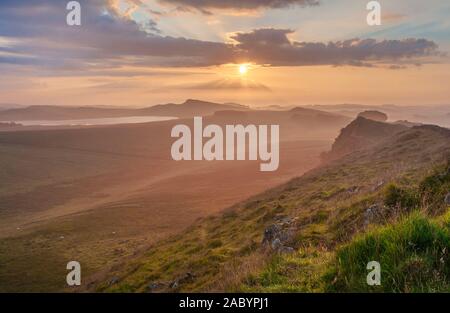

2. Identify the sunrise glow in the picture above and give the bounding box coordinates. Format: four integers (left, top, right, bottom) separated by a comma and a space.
239, 64, 249, 76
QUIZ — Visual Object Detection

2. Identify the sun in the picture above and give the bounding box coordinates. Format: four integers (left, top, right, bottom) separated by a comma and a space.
239, 64, 249, 75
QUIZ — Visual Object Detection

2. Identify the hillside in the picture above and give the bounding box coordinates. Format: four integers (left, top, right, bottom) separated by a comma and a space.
91, 119, 450, 293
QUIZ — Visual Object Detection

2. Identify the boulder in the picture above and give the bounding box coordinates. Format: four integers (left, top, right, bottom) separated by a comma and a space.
271, 238, 282, 250
445, 193, 450, 205
262, 217, 296, 253
363, 204, 384, 227
108, 277, 120, 286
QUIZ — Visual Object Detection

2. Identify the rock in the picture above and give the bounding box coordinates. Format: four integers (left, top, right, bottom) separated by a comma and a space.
271, 238, 282, 250
109, 277, 120, 286
279, 246, 295, 254
262, 224, 282, 245
364, 204, 383, 227
170, 272, 195, 289
347, 186, 359, 194
147, 282, 165, 292
262, 218, 296, 253
445, 193, 450, 205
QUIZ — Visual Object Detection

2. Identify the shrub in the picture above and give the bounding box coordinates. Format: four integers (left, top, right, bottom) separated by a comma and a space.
419, 165, 450, 214
383, 183, 419, 211
207, 239, 223, 249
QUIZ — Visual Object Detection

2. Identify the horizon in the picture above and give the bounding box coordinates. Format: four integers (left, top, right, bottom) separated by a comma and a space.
3, 99, 450, 110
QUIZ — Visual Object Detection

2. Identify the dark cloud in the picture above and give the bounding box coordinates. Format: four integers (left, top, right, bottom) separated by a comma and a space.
157, 0, 319, 13
0, 0, 235, 70
230, 28, 440, 67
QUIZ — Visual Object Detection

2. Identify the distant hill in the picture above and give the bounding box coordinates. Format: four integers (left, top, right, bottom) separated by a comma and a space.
305, 104, 450, 128
0, 103, 24, 111
140, 99, 249, 118
206, 106, 351, 141
0, 122, 22, 130
0, 101, 352, 141
0, 99, 249, 121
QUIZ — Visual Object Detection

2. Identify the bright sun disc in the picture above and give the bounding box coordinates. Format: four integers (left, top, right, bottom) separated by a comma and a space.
239, 64, 248, 75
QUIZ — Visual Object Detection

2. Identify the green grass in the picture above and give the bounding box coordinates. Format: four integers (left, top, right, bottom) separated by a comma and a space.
325, 212, 450, 292
383, 183, 419, 211
239, 248, 331, 292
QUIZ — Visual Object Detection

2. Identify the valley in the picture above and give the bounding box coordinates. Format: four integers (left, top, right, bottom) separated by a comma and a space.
0, 102, 344, 292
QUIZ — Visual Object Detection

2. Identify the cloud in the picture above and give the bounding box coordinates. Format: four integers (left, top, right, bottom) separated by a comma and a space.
230, 28, 440, 67
0, 1, 441, 73
0, 0, 235, 70
157, 0, 319, 13
383, 12, 408, 23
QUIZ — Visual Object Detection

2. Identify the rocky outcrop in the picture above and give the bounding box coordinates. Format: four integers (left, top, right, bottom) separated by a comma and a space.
357, 110, 388, 122
322, 117, 407, 162
262, 216, 296, 254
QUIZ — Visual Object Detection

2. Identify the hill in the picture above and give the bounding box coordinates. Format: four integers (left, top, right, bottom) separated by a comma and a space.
305, 104, 450, 128
91, 118, 450, 292
140, 99, 249, 118
0, 99, 249, 121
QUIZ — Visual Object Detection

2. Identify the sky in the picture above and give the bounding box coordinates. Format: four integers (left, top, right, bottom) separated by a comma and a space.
0, 0, 449, 107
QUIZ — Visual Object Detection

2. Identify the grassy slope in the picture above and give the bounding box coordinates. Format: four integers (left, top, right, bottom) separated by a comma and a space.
94, 125, 450, 292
